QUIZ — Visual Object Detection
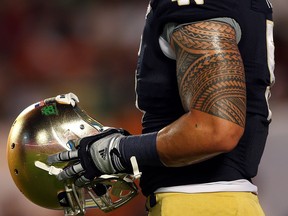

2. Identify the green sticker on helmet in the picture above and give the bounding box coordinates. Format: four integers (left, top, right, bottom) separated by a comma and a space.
41, 103, 59, 116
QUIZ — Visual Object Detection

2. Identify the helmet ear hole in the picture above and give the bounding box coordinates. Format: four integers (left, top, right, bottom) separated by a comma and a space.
57, 192, 70, 207
14, 169, 19, 175
11, 143, 16, 149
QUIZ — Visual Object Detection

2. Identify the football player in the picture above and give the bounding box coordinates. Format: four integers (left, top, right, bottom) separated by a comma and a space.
18, 0, 276, 215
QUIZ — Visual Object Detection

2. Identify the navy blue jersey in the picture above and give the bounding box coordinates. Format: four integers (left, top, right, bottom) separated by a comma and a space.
135, 0, 274, 196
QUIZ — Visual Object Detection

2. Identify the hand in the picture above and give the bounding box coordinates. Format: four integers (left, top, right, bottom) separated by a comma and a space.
47, 128, 129, 187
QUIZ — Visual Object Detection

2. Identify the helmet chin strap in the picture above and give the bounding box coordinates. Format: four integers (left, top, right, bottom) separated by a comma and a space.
43, 92, 80, 107
130, 156, 142, 180
34, 161, 63, 176
34, 156, 141, 179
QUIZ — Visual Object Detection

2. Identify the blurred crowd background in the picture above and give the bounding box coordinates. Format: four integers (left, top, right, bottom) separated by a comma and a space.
0, 0, 287, 216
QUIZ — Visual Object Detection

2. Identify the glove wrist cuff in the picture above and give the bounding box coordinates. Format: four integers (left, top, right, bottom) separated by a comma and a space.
119, 132, 164, 169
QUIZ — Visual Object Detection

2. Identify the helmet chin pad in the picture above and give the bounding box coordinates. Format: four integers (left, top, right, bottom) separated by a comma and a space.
7, 93, 138, 216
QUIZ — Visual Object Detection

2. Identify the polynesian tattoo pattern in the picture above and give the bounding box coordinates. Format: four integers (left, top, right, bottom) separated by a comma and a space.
171, 21, 246, 127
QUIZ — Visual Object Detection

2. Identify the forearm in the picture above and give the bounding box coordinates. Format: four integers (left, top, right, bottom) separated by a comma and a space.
120, 109, 243, 169
156, 109, 243, 167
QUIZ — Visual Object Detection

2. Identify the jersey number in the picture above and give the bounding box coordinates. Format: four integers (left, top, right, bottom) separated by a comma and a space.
171, 0, 204, 6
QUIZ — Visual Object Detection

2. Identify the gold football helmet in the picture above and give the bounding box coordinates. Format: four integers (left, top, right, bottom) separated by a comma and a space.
7, 93, 138, 216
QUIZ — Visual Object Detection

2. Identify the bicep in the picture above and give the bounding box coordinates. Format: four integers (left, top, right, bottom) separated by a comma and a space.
171, 20, 246, 128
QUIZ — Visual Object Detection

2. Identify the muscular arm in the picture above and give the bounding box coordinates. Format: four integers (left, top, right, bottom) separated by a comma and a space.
157, 20, 246, 167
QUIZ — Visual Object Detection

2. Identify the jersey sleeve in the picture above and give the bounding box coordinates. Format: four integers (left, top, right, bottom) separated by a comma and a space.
159, 17, 242, 60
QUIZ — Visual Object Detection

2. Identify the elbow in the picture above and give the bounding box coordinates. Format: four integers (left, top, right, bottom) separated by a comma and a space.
215, 124, 244, 153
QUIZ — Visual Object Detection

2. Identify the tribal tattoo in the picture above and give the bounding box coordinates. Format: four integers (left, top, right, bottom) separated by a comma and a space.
171, 21, 246, 127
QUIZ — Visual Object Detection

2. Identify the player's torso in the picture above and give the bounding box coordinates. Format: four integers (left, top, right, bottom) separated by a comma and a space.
135, 0, 274, 196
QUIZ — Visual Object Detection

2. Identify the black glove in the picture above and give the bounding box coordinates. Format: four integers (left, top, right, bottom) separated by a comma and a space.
47, 128, 129, 187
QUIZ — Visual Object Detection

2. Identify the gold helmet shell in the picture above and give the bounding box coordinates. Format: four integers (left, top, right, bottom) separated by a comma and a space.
7, 93, 101, 212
